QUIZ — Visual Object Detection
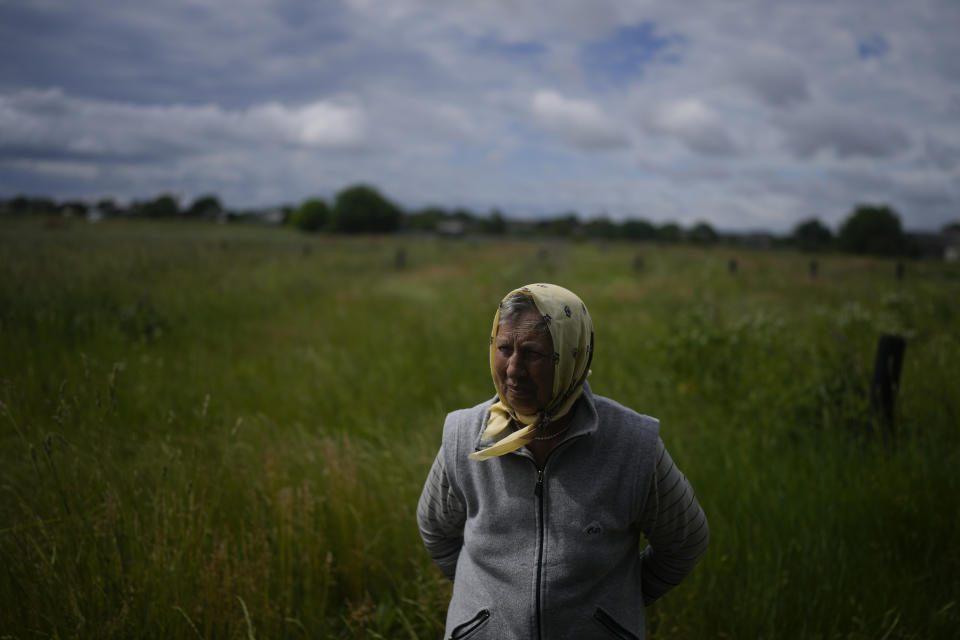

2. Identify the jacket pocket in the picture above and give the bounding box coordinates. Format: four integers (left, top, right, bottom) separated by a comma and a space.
449, 609, 491, 640
593, 607, 640, 640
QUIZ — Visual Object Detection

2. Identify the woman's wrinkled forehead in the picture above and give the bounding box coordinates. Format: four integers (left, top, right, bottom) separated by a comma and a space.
496, 309, 552, 344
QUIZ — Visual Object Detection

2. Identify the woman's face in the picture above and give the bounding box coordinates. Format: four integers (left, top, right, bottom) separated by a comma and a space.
494, 309, 555, 415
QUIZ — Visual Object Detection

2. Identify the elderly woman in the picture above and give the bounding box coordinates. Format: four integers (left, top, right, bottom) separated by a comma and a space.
417, 283, 708, 640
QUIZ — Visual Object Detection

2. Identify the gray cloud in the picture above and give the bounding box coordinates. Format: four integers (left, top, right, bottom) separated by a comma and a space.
733, 56, 810, 108
777, 109, 911, 159
924, 136, 960, 171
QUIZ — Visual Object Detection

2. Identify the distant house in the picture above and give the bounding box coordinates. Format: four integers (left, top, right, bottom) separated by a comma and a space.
739, 232, 775, 249
906, 231, 960, 260
222, 208, 287, 225
59, 203, 87, 218
943, 232, 960, 262
253, 208, 286, 225
436, 219, 466, 237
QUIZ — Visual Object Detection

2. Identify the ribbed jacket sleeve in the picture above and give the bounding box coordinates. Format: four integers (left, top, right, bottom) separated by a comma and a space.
416, 449, 465, 580
638, 438, 709, 604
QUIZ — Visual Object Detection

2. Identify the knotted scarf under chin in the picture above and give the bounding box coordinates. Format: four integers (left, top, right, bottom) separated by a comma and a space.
468, 283, 593, 462
467, 402, 541, 461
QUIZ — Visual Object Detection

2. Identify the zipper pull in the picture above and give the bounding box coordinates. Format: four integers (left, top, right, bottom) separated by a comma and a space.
534, 468, 544, 497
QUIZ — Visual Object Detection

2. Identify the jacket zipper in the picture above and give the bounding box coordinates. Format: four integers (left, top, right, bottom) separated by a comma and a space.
529, 434, 584, 640
593, 607, 640, 640
449, 608, 490, 639
534, 467, 544, 640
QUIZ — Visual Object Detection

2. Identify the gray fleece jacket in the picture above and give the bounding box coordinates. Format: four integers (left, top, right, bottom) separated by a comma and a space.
417, 383, 708, 640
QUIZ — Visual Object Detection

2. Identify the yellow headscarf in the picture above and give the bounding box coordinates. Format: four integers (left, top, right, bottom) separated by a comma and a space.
468, 283, 594, 461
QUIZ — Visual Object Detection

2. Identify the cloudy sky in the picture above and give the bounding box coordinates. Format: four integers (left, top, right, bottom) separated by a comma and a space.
1, 0, 958, 231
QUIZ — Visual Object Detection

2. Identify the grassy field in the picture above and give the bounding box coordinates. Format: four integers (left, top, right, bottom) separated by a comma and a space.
1, 218, 958, 639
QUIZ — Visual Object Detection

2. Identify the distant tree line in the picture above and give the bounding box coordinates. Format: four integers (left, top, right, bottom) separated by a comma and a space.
284, 187, 742, 243
3, 186, 958, 258
1, 193, 235, 221
790, 204, 960, 258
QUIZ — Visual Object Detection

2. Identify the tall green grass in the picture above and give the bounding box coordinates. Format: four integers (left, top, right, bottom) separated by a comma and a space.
1, 219, 958, 638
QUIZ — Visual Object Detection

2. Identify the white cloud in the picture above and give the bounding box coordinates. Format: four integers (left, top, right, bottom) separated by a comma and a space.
0, 89, 367, 159
531, 90, 628, 150
3, 158, 101, 180
250, 101, 366, 148
645, 99, 737, 156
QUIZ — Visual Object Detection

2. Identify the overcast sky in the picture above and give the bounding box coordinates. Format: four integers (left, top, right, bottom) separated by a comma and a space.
1, 0, 958, 231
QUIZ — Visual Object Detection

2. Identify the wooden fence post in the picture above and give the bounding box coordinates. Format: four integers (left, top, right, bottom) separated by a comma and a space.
870, 334, 906, 435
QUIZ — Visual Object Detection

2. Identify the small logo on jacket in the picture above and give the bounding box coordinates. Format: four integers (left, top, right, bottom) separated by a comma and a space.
583, 521, 604, 536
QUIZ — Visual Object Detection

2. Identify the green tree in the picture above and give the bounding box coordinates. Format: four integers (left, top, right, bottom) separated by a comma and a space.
792, 218, 833, 252
143, 194, 180, 218
657, 222, 683, 243
10, 196, 56, 214
837, 204, 905, 256
291, 199, 330, 232
60, 200, 89, 217
186, 194, 222, 218
405, 206, 447, 232
479, 209, 507, 235
621, 218, 657, 240
538, 213, 580, 237
688, 220, 719, 244
942, 221, 960, 234
96, 198, 118, 217
584, 216, 619, 239
10, 195, 31, 214
331, 184, 402, 233
33, 197, 57, 214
